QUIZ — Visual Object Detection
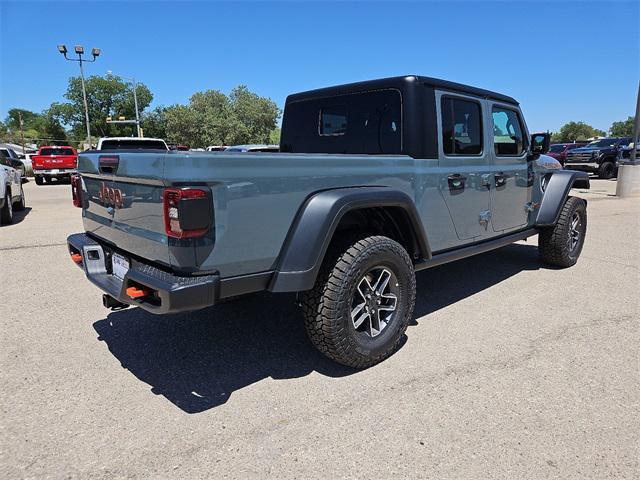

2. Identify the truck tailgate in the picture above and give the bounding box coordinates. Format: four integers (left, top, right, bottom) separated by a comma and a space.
32, 154, 77, 170
78, 152, 173, 268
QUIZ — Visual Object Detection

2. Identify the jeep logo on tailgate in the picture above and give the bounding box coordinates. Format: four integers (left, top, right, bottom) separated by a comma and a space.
98, 182, 124, 208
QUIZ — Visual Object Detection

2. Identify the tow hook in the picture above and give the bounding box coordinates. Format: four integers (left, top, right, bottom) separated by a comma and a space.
102, 294, 129, 310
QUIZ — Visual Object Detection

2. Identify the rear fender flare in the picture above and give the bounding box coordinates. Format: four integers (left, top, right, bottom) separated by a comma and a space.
268, 187, 430, 292
536, 170, 589, 227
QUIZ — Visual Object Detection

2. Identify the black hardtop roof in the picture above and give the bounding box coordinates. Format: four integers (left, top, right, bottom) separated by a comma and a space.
286, 75, 518, 105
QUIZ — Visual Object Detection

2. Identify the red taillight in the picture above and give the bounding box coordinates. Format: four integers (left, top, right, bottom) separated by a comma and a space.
71, 174, 82, 208
163, 187, 211, 238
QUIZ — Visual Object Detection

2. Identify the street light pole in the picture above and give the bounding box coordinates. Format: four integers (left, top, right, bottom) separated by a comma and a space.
57, 44, 100, 148
77, 54, 92, 146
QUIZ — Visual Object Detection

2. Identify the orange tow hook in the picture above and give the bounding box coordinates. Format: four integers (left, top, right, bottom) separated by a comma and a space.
126, 286, 150, 299
70, 253, 83, 264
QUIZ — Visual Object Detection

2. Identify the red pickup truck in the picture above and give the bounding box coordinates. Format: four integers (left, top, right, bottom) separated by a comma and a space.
31, 146, 78, 185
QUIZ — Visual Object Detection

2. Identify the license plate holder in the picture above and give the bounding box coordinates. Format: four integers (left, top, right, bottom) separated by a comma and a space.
111, 252, 130, 280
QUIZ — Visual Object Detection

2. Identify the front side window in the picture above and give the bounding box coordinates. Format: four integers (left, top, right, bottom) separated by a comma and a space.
319, 106, 347, 135
441, 97, 483, 155
492, 107, 526, 155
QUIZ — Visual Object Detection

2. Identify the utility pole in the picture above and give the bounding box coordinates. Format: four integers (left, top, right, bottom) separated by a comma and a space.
58, 44, 101, 148
18, 111, 26, 155
616, 81, 640, 197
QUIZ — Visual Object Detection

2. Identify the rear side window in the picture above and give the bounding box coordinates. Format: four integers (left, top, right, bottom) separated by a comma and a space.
441, 97, 483, 155
319, 106, 347, 135
492, 107, 526, 155
280, 89, 402, 155
100, 140, 167, 150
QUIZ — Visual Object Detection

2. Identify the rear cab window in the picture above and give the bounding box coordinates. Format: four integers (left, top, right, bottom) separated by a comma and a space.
100, 140, 167, 150
40, 148, 75, 155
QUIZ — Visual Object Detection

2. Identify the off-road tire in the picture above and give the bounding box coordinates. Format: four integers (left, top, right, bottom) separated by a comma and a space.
13, 184, 25, 211
539, 196, 587, 268
598, 160, 615, 179
1, 191, 13, 224
300, 235, 416, 369
35, 176, 43, 185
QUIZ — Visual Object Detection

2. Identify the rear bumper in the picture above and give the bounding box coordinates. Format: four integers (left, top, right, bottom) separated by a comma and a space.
67, 233, 219, 314
34, 168, 76, 177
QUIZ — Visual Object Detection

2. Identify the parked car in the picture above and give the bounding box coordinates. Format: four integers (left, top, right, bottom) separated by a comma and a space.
0, 150, 26, 224
547, 142, 587, 165
67, 75, 589, 369
206, 145, 227, 152
0, 145, 27, 181
564, 137, 632, 178
224, 144, 280, 152
96, 137, 169, 150
31, 146, 78, 185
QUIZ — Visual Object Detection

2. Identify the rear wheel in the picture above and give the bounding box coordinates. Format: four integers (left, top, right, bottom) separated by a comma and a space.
539, 196, 587, 268
300, 235, 416, 369
598, 160, 615, 179
1, 191, 13, 224
35, 176, 43, 185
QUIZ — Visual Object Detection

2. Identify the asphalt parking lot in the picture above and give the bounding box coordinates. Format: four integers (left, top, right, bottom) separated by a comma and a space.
1, 179, 639, 479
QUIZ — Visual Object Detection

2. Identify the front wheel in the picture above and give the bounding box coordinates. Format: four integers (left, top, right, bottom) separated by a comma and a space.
539, 196, 587, 268
35, 176, 43, 185
300, 235, 416, 369
598, 161, 616, 179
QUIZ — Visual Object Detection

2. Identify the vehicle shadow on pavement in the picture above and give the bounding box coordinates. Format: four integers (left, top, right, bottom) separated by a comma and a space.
413, 242, 544, 320
93, 292, 354, 413
3, 206, 32, 226
93, 242, 544, 414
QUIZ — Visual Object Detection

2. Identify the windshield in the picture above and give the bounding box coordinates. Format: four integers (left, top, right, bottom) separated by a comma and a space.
40, 147, 74, 156
548, 145, 566, 153
100, 139, 167, 150
587, 139, 616, 148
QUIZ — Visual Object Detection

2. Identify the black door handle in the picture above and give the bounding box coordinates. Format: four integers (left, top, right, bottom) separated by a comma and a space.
494, 172, 507, 188
447, 174, 466, 191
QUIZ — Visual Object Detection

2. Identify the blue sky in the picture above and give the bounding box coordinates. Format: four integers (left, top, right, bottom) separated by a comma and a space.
1, 1, 638, 133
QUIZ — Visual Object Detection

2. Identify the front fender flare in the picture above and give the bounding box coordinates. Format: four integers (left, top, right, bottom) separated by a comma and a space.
536, 170, 589, 227
268, 187, 430, 293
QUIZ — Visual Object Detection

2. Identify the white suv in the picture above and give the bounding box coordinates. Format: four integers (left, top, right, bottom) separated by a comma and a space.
0, 153, 26, 224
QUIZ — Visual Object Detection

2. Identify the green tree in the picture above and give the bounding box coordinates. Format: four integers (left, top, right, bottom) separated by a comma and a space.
50, 74, 153, 141
141, 106, 168, 139
269, 127, 281, 145
609, 116, 635, 137
2, 108, 68, 146
164, 85, 281, 148
551, 121, 606, 143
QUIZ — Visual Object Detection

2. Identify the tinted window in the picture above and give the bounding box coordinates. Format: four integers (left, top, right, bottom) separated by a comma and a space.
549, 144, 566, 153
0, 149, 9, 159
100, 140, 167, 150
280, 89, 402, 155
492, 107, 526, 155
441, 97, 483, 155
587, 139, 616, 148
40, 147, 75, 155
319, 106, 347, 135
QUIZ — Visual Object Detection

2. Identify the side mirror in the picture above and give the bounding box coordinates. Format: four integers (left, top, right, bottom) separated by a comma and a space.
530, 132, 550, 154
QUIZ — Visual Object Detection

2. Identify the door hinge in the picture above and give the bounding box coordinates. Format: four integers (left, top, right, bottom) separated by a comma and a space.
479, 210, 491, 230
524, 202, 540, 213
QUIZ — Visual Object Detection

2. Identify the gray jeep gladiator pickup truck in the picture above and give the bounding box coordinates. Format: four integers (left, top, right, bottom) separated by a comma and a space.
67, 75, 589, 368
